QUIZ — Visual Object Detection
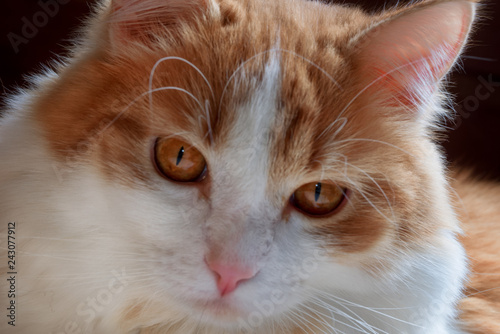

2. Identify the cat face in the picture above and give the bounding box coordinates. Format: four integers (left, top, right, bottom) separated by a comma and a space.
13, 0, 474, 332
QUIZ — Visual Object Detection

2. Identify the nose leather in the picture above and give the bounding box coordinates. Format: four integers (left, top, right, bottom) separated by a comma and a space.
206, 260, 257, 296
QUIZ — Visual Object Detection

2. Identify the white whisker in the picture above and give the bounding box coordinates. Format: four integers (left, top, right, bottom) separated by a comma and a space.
148, 56, 215, 112
312, 288, 423, 328
332, 138, 416, 158
332, 56, 437, 126
219, 47, 342, 120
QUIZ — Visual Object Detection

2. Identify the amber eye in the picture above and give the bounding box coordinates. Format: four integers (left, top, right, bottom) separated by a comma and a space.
153, 137, 207, 182
291, 182, 345, 216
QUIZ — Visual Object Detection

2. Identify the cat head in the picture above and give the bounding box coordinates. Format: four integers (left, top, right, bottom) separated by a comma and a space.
31, 0, 476, 331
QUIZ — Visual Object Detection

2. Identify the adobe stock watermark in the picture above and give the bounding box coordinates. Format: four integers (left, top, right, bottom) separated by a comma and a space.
8, 0, 71, 54
51, 99, 124, 183
50, 267, 129, 334
237, 249, 330, 332
50, 85, 169, 183
51, 117, 111, 184
453, 74, 500, 129
403, 285, 461, 334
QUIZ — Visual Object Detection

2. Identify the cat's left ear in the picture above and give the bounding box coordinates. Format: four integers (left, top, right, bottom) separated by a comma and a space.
108, 0, 210, 48
352, 0, 477, 107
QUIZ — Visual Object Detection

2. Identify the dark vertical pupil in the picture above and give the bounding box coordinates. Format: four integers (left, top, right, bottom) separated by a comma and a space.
315, 183, 322, 202
176, 146, 185, 166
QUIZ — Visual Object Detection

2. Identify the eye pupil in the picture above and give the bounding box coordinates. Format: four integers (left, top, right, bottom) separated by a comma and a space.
315, 183, 322, 202
176, 146, 185, 166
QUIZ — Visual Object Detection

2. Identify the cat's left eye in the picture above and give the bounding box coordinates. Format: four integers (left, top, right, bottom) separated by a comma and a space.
291, 182, 346, 216
153, 137, 207, 182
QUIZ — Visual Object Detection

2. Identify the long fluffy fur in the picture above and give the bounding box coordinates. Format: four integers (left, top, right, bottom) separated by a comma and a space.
1, 0, 497, 333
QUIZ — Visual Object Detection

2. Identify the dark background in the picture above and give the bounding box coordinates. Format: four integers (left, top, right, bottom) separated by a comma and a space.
1, 0, 499, 178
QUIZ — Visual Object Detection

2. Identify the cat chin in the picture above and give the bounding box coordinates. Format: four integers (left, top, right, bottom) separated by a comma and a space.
174, 288, 297, 328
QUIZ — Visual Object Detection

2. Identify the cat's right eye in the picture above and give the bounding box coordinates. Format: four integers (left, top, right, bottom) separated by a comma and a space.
291, 182, 346, 216
153, 137, 207, 182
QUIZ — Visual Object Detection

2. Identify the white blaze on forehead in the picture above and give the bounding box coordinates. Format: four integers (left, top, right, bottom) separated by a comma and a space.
204, 52, 282, 263
222, 52, 282, 198
233, 51, 281, 140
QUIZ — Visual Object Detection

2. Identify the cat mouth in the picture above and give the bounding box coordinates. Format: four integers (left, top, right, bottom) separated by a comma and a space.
187, 300, 245, 326
187, 293, 259, 324
198, 296, 242, 313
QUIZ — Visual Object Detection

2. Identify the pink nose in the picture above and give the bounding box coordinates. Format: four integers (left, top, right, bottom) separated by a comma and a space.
206, 261, 256, 296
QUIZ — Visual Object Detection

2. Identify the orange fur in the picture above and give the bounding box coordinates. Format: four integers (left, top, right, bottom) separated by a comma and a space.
454, 175, 500, 333
3, 0, 497, 332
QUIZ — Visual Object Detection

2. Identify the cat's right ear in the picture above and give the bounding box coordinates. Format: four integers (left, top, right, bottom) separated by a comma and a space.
107, 0, 211, 48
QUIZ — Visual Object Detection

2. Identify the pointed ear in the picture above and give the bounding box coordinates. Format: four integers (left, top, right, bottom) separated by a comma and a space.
108, 0, 209, 47
353, 0, 476, 107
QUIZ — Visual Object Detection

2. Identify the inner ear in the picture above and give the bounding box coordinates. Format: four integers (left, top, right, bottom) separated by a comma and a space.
352, 0, 476, 107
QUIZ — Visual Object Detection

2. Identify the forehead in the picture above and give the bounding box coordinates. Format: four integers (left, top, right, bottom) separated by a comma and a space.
37, 0, 387, 188
143, 0, 374, 162
75, 0, 403, 195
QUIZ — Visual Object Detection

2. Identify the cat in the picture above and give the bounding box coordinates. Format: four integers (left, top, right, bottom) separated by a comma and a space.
1, 0, 499, 333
